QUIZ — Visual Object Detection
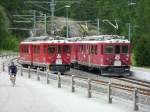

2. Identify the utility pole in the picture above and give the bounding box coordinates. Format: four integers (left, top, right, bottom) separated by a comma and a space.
50, 0, 55, 35
44, 14, 47, 35
97, 18, 100, 35
128, 0, 136, 42
128, 23, 131, 41
65, 5, 70, 38
33, 10, 36, 36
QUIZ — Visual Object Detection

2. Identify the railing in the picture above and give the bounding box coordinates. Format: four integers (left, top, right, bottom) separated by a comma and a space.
0, 53, 18, 58
1, 55, 150, 111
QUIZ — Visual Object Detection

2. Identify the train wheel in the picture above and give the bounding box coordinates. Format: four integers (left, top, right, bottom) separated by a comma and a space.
22, 64, 28, 68
100, 69, 103, 75
88, 67, 93, 71
128, 70, 132, 76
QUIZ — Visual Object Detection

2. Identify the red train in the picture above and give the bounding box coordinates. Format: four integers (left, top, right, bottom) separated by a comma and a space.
19, 35, 131, 75
19, 36, 71, 73
70, 35, 131, 75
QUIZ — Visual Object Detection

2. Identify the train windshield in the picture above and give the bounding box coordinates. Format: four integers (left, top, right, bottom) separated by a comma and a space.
63, 45, 70, 53
115, 45, 120, 54
104, 45, 113, 54
122, 45, 129, 53
48, 46, 55, 54
57, 46, 61, 54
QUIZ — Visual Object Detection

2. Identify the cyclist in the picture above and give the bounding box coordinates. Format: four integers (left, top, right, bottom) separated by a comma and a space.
8, 62, 17, 85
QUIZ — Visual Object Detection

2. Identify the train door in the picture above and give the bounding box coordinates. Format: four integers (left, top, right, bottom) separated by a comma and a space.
82, 44, 86, 62
55, 45, 62, 64
35, 45, 40, 63
115, 45, 120, 54
88, 44, 91, 67
78, 44, 83, 62
43, 45, 47, 63
85, 44, 88, 63
114, 45, 121, 66
48, 45, 56, 64
70, 44, 77, 63
90, 45, 95, 66
30, 44, 33, 64
62, 44, 71, 64
92, 45, 98, 65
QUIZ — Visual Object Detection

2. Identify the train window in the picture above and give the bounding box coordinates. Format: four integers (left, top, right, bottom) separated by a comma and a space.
115, 45, 120, 54
27, 46, 29, 53
37, 46, 40, 54
94, 45, 97, 55
79, 45, 84, 52
63, 45, 70, 53
91, 45, 94, 54
101, 45, 103, 54
98, 46, 101, 54
22, 46, 25, 53
44, 46, 47, 55
122, 45, 128, 53
48, 46, 55, 54
86, 45, 89, 54
34, 46, 36, 54
24, 46, 25, 53
88, 45, 91, 54
34, 46, 39, 54
23, 45, 29, 54
104, 45, 113, 54
58, 46, 61, 54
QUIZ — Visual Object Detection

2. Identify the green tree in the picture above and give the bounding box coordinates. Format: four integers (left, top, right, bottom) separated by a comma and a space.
0, 5, 9, 48
133, 0, 150, 66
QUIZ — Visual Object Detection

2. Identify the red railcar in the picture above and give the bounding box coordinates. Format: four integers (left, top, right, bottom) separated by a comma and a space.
19, 36, 71, 73
70, 35, 131, 75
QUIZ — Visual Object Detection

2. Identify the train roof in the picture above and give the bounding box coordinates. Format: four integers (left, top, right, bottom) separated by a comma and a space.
67, 35, 130, 44
76, 39, 130, 44
21, 36, 71, 44
23, 36, 65, 42
21, 35, 130, 44
21, 36, 69, 44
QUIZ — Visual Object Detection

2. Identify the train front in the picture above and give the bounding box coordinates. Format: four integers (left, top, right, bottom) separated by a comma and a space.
46, 40, 71, 73
102, 38, 131, 75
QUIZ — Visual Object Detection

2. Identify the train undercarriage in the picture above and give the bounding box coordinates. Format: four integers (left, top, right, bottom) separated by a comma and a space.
71, 62, 131, 77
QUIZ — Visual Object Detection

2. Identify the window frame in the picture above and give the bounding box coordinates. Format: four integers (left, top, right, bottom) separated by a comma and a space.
48, 46, 56, 54
115, 45, 121, 54
121, 45, 129, 54
63, 45, 70, 53
104, 45, 114, 54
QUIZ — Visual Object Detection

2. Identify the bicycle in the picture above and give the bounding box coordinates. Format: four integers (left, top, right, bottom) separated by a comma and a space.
10, 75, 16, 87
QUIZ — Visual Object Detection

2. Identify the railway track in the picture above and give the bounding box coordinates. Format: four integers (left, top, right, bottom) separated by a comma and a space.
66, 68, 150, 90
113, 77, 150, 89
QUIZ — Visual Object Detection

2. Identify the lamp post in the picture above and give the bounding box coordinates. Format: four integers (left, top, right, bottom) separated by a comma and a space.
128, 0, 136, 41
65, 5, 70, 38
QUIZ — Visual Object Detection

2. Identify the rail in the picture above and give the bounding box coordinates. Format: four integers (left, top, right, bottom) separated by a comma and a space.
0, 56, 150, 111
